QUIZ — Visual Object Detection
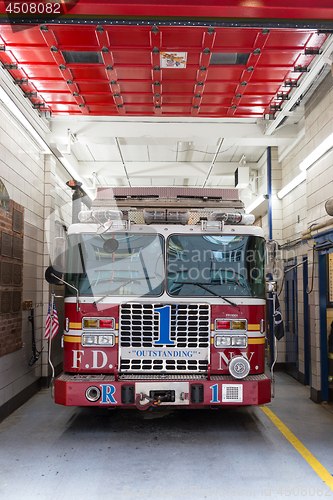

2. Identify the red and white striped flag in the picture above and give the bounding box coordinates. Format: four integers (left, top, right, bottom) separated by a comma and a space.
44, 298, 59, 340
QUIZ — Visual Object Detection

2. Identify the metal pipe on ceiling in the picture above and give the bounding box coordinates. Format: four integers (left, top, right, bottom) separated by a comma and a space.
115, 137, 131, 187
202, 138, 224, 188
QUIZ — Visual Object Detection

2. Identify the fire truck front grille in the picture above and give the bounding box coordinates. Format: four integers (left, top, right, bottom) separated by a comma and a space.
119, 303, 210, 373
120, 358, 209, 372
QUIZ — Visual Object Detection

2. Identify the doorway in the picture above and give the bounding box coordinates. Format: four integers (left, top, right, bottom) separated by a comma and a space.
285, 258, 298, 380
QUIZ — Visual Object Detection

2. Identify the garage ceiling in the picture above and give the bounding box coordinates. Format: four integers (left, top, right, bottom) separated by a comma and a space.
0, 2, 333, 202
0, 24, 327, 117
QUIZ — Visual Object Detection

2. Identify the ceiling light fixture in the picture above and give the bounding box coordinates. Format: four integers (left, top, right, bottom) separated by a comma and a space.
0, 84, 51, 154
299, 132, 333, 171
277, 172, 306, 199
245, 194, 267, 214
0, 83, 93, 200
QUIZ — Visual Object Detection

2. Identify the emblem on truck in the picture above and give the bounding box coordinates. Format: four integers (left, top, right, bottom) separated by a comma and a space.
154, 305, 175, 346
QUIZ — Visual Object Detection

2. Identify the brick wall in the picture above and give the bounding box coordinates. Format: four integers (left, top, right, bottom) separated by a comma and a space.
0, 199, 24, 357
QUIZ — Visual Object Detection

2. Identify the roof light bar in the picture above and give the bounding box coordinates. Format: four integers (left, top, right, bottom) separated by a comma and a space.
210, 212, 255, 225
78, 209, 123, 223
143, 209, 189, 225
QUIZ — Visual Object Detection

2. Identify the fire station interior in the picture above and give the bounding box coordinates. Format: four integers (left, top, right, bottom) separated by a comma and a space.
1, 2, 333, 498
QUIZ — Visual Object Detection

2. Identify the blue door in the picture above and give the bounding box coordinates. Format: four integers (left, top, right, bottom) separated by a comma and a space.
285, 258, 298, 380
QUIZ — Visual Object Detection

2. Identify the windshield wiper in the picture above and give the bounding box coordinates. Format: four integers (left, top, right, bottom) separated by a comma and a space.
173, 281, 240, 309
93, 276, 156, 305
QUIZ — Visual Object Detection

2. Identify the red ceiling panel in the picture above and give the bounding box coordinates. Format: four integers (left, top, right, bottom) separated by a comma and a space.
54, 28, 100, 48
160, 28, 204, 49
34, 81, 69, 92
115, 67, 152, 79
162, 69, 197, 81
8, 48, 55, 64
22, 65, 61, 79
162, 95, 193, 104
107, 27, 150, 47
201, 95, 233, 105
213, 30, 258, 49
111, 51, 152, 65
207, 67, 249, 80
161, 82, 195, 93
0, 22, 328, 117
122, 94, 153, 104
120, 81, 153, 93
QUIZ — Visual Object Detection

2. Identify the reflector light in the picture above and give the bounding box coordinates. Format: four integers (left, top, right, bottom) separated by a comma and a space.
216, 320, 231, 330
82, 317, 115, 330
232, 320, 246, 330
99, 319, 114, 329
83, 318, 98, 329
215, 319, 247, 331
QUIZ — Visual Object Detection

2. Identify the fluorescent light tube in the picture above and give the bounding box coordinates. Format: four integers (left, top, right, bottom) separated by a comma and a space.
299, 132, 333, 171
0, 85, 51, 154
277, 172, 306, 199
245, 194, 266, 214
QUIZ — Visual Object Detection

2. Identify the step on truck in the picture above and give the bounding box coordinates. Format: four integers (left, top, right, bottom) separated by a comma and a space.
45, 187, 271, 409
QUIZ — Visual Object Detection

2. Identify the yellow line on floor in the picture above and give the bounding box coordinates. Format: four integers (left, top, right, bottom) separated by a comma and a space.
261, 406, 333, 492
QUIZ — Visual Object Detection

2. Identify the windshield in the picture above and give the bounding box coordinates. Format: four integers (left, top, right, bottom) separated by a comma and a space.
167, 234, 265, 297
65, 233, 164, 297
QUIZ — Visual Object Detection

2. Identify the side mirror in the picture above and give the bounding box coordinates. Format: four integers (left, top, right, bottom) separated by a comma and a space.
266, 281, 277, 294
45, 265, 63, 285
44, 265, 80, 311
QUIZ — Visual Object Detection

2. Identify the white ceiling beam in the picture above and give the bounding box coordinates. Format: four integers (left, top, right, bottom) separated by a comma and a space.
77, 161, 258, 177
50, 119, 270, 140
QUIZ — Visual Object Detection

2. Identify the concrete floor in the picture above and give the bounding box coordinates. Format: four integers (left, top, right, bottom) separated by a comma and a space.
0, 373, 333, 500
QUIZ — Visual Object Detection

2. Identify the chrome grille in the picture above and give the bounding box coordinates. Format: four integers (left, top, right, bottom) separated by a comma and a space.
119, 303, 210, 373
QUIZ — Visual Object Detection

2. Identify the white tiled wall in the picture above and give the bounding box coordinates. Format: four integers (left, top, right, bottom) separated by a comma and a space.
0, 107, 72, 411
278, 74, 333, 395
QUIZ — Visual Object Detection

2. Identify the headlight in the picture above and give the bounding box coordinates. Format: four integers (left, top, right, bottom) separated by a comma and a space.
98, 335, 114, 345
214, 335, 247, 348
231, 335, 247, 347
82, 334, 115, 346
214, 335, 232, 347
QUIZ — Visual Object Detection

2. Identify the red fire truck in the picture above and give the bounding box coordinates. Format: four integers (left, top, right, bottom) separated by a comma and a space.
46, 187, 271, 409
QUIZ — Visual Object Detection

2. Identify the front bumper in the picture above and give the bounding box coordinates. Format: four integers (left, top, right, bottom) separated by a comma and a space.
55, 373, 271, 407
